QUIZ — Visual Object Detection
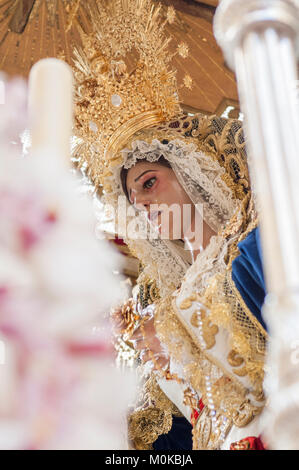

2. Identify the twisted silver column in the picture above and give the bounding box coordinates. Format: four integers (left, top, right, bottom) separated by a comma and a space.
214, 0, 299, 449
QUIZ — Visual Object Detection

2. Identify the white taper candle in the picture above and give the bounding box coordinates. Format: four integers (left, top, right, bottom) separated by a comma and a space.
28, 58, 73, 161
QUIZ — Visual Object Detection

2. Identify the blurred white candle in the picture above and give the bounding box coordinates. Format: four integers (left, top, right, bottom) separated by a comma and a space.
28, 58, 73, 161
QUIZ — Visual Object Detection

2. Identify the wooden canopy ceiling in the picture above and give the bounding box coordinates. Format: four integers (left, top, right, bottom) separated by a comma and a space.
0, 0, 240, 281
0, 0, 238, 115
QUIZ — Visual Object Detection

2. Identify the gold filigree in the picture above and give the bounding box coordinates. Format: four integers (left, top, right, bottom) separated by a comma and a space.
232, 399, 263, 427
233, 366, 248, 377
179, 293, 197, 310
192, 407, 212, 450
138, 276, 160, 309
228, 350, 244, 367
177, 42, 189, 59
128, 373, 182, 450
191, 115, 250, 201
252, 389, 265, 402
222, 194, 259, 268
190, 310, 219, 350
202, 269, 266, 391
183, 387, 199, 410
166, 5, 176, 24
191, 115, 213, 141
193, 407, 233, 450
144, 374, 183, 416
183, 74, 193, 90
128, 407, 172, 450
228, 350, 248, 377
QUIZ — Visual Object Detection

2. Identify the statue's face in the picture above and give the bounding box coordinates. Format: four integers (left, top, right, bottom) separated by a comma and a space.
126, 160, 195, 240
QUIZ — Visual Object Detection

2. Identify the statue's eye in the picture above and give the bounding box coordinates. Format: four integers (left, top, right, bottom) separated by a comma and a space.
143, 177, 156, 189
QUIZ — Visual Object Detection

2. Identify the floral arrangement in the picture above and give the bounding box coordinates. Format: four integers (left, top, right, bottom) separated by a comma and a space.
0, 75, 134, 449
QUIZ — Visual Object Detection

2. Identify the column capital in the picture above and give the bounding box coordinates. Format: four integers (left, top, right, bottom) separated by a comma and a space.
214, 0, 299, 70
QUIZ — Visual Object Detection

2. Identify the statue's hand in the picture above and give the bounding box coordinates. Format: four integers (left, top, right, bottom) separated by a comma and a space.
131, 316, 169, 370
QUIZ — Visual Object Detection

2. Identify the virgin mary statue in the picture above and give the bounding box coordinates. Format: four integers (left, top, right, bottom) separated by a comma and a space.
71, 0, 268, 450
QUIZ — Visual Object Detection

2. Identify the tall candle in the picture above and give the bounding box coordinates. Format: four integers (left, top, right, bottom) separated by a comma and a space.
28, 58, 73, 162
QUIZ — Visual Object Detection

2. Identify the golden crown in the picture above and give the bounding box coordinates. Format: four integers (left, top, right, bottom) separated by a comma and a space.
72, 0, 191, 190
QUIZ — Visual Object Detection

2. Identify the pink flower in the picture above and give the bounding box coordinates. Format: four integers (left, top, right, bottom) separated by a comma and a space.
0, 189, 57, 252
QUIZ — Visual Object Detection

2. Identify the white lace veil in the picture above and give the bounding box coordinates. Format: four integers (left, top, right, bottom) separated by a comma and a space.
102, 113, 251, 297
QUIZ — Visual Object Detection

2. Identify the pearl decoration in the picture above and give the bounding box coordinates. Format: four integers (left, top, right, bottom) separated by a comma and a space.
111, 94, 122, 107
89, 121, 98, 133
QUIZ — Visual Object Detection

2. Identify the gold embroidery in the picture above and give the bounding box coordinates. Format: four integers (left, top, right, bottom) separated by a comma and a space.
128, 407, 172, 450
232, 399, 262, 427
228, 350, 248, 377
228, 350, 244, 367
192, 408, 212, 450
190, 310, 219, 350
128, 374, 182, 450
202, 270, 267, 392
179, 293, 197, 310
233, 367, 248, 377
192, 407, 233, 450
154, 295, 264, 449
180, 299, 193, 310
138, 275, 160, 309
191, 115, 250, 201
252, 389, 265, 402
223, 194, 259, 269
183, 387, 199, 410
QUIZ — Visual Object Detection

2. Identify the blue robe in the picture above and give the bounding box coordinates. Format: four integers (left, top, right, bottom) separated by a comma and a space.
231, 227, 267, 332
153, 226, 267, 450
